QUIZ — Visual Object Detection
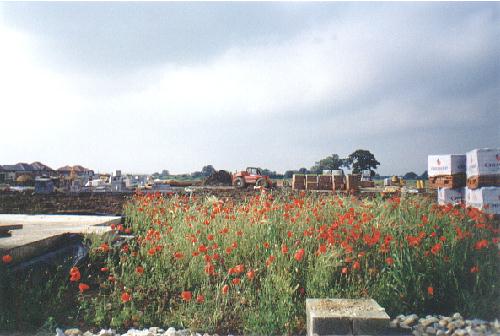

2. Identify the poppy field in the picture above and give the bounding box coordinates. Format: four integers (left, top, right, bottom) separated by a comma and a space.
2, 191, 500, 334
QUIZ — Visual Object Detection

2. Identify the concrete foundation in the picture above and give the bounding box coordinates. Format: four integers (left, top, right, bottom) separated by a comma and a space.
0, 214, 120, 262
306, 298, 390, 336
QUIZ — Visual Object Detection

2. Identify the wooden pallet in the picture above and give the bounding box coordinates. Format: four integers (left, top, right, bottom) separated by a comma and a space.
467, 175, 500, 189
428, 174, 466, 189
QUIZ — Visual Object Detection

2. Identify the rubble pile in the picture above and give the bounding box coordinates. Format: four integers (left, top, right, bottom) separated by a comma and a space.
202, 171, 232, 186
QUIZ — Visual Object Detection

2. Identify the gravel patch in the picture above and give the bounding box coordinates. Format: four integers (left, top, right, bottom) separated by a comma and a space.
52, 313, 500, 336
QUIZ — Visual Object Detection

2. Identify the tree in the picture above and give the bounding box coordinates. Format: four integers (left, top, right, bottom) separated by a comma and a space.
420, 170, 428, 179
260, 168, 276, 178
284, 170, 296, 179
310, 154, 348, 174
191, 171, 203, 178
346, 149, 380, 175
298, 167, 309, 174
201, 165, 216, 177
403, 172, 418, 180
161, 169, 170, 177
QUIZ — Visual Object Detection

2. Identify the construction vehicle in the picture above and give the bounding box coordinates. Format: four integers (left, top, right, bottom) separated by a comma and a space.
232, 167, 272, 188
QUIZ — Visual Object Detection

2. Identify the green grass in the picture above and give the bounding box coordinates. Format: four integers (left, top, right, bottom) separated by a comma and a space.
1, 191, 498, 334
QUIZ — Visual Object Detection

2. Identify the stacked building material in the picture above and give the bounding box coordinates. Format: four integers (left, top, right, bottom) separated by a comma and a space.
428, 155, 466, 189
346, 174, 360, 191
437, 187, 465, 205
333, 175, 345, 191
360, 180, 375, 188
466, 149, 500, 189
465, 148, 500, 216
292, 174, 306, 190
428, 154, 466, 206
465, 187, 500, 216
306, 175, 318, 190
318, 175, 333, 190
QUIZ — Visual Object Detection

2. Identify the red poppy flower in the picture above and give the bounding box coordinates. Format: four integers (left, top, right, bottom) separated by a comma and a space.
2, 255, 12, 264
470, 265, 479, 273
204, 262, 215, 276
174, 252, 184, 259
431, 243, 442, 255
341, 267, 348, 274
294, 248, 305, 262
99, 243, 110, 253
352, 261, 360, 270
475, 240, 488, 250
385, 257, 394, 266
181, 291, 192, 301
222, 284, 229, 295
121, 292, 131, 303
263, 242, 270, 249
427, 286, 434, 296
246, 269, 255, 280
232, 278, 241, 285
100, 267, 109, 272
233, 264, 244, 274
207, 234, 214, 241
281, 245, 289, 254
135, 266, 144, 275
148, 247, 156, 256
78, 283, 89, 293
196, 294, 205, 303
69, 267, 81, 282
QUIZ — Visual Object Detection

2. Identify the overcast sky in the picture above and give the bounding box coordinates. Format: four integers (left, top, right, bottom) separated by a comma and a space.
0, 2, 498, 175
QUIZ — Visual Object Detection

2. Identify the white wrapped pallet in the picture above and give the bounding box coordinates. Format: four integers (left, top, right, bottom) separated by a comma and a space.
428, 155, 466, 177
437, 187, 465, 205
466, 148, 500, 177
465, 187, 500, 215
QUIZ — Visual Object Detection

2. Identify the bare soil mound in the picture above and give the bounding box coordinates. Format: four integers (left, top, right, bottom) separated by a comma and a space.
203, 170, 233, 186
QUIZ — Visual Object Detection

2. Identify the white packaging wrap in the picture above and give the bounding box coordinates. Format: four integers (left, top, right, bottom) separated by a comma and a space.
437, 187, 465, 205
465, 187, 500, 215
428, 155, 466, 177
466, 148, 500, 177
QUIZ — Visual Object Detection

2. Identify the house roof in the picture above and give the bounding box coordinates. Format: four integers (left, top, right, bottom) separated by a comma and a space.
57, 165, 91, 172
30, 161, 53, 171
2, 163, 31, 171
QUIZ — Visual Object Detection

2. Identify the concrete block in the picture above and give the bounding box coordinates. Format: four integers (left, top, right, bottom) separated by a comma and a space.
306, 298, 390, 336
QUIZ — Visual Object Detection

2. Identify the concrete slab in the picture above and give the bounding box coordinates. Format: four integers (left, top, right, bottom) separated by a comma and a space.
306, 298, 390, 336
0, 214, 120, 261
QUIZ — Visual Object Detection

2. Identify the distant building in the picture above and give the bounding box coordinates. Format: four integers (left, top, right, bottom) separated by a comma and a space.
1, 162, 55, 182
35, 177, 55, 194
110, 170, 126, 192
